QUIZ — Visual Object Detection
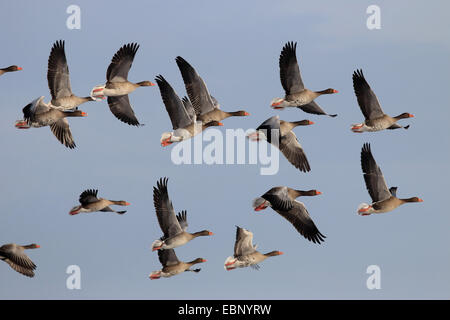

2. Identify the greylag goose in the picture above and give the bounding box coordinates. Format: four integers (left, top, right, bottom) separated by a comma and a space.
14, 96, 86, 149
358, 143, 423, 215
175, 56, 250, 123
0, 243, 39, 277
90, 43, 155, 126
155, 75, 223, 147
271, 42, 338, 117
149, 248, 206, 280
47, 40, 95, 110
69, 189, 130, 215
248, 115, 313, 172
253, 186, 326, 244
151, 177, 213, 251
0, 65, 22, 76
224, 226, 283, 271
351, 69, 413, 132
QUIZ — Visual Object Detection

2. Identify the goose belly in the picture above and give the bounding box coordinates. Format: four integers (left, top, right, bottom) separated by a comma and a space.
366, 117, 396, 131
163, 235, 189, 249
286, 92, 312, 106
104, 83, 136, 96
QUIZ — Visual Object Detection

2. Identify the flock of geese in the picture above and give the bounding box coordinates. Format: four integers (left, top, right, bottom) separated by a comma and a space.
1, 40, 422, 279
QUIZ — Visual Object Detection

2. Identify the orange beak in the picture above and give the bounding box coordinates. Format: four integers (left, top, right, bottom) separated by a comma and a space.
358, 206, 371, 213
244, 112, 250, 116
201, 259, 207, 262
315, 190, 322, 195
218, 122, 224, 126
271, 101, 283, 107
208, 232, 214, 236
308, 121, 315, 125
254, 203, 267, 211
418, 198, 424, 202
277, 251, 284, 255
409, 114, 415, 118
333, 89, 339, 93
125, 202, 131, 206
36, 245, 41, 248
17, 67, 23, 71
81, 112, 87, 117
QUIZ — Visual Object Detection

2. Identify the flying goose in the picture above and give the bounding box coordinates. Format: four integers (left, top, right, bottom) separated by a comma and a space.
271, 42, 338, 116
14, 96, 87, 149
90, 43, 155, 126
253, 186, 326, 244
248, 115, 313, 172
224, 226, 283, 271
69, 189, 130, 215
351, 69, 413, 132
155, 75, 223, 147
175, 56, 249, 123
149, 248, 206, 280
47, 40, 95, 110
0, 243, 39, 278
358, 143, 423, 215
151, 178, 213, 251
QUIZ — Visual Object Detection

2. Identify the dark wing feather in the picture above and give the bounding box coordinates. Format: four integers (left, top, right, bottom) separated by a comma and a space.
352, 69, 384, 120
182, 96, 197, 121
279, 131, 311, 172
275, 201, 326, 244
157, 248, 179, 267
47, 40, 73, 100
155, 75, 192, 130
0, 245, 37, 277
361, 143, 391, 202
47, 40, 72, 99
176, 210, 188, 231
153, 178, 183, 239
279, 41, 304, 95
79, 189, 99, 206
107, 95, 141, 126
298, 100, 337, 117
106, 43, 139, 82
50, 118, 76, 149
262, 186, 294, 211
256, 116, 281, 144
175, 56, 215, 116
3, 259, 35, 277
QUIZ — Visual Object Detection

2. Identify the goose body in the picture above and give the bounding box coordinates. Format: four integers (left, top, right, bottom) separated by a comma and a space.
69, 189, 130, 215
15, 96, 86, 149
47, 40, 94, 110
271, 42, 338, 117
175, 56, 249, 123
358, 143, 423, 215
0, 243, 39, 277
149, 249, 206, 280
90, 43, 155, 126
155, 75, 223, 147
248, 115, 313, 172
351, 70, 413, 132
253, 186, 326, 244
224, 226, 282, 271
151, 178, 213, 251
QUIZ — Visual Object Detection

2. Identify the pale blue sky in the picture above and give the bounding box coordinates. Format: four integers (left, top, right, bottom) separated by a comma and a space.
0, 0, 449, 299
